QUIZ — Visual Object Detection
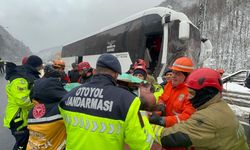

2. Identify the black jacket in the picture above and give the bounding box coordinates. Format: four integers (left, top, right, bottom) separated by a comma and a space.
245, 74, 250, 89
68, 70, 80, 83
32, 77, 67, 104
60, 74, 136, 121
5, 62, 40, 89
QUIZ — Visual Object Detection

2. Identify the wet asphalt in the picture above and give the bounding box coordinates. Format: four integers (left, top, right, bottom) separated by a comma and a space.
0, 74, 14, 149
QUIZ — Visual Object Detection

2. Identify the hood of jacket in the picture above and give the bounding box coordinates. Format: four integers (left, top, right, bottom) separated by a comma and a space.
5, 62, 40, 81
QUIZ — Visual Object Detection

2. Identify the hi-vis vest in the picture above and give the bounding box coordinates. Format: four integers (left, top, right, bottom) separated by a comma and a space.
59, 74, 154, 150
4, 78, 34, 130
27, 103, 66, 150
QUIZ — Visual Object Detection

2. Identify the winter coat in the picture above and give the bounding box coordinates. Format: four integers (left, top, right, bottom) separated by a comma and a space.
59, 74, 155, 150
27, 77, 67, 150
68, 69, 80, 83
157, 94, 249, 150
159, 81, 196, 127
4, 63, 40, 130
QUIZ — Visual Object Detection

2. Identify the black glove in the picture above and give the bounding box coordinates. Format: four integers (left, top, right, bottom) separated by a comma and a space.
156, 104, 166, 116
149, 113, 166, 126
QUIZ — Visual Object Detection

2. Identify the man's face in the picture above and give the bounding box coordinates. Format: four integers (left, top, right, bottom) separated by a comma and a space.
171, 70, 186, 87
165, 72, 173, 82
133, 73, 145, 80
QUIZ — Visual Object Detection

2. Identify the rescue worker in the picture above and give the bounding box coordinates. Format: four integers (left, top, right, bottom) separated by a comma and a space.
77, 61, 93, 84
27, 67, 67, 150
52, 59, 70, 84
160, 68, 172, 87
43, 64, 61, 78
4, 55, 43, 150
152, 68, 249, 150
134, 59, 157, 85
59, 53, 154, 150
68, 62, 80, 83
149, 57, 195, 127
133, 65, 156, 110
133, 59, 163, 103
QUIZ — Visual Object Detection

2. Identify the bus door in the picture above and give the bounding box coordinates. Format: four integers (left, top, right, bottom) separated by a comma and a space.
145, 35, 162, 74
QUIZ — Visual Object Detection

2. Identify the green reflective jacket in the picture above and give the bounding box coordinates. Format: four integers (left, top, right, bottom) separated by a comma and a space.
59, 97, 155, 150
153, 84, 163, 103
4, 78, 34, 130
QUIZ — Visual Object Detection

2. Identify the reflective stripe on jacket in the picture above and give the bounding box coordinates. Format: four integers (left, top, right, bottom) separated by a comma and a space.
27, 103, 66, 150
4, 78, 34, 130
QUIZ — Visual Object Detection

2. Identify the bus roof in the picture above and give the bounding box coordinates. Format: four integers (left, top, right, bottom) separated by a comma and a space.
63, 7, 195, 47
100, 7, 193, 32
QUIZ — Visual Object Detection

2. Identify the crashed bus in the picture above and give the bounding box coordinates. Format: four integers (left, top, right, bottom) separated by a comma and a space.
61, 7, 211, 78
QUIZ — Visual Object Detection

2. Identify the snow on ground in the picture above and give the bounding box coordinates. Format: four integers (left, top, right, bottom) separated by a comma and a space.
228, 104, 250, 116
223, 82, 250, 93
223, 82, 250, 123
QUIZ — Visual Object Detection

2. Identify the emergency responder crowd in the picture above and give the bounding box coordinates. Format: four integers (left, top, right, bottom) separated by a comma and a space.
2, 54, 249, 150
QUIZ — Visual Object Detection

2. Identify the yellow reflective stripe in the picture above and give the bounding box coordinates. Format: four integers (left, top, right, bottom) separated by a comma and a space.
61, 112, 123, 135
152, 124, 164, 145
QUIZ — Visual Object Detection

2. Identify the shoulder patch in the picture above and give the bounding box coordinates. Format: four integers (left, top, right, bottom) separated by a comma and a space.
33, 104, 46, 119
178, 94, 185, 101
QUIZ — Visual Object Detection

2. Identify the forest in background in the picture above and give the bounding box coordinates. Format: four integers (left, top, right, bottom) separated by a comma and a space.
160, 0, 250, 73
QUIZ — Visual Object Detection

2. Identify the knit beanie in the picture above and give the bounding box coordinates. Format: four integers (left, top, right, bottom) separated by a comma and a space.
26, 55, 43, 68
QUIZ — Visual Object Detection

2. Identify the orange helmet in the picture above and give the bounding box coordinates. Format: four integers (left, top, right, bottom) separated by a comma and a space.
52, 59, 65, 69
170, 57, 194, 73
78, 61, 91, 71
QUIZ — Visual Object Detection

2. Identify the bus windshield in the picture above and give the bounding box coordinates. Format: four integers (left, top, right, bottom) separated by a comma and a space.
166, 20, 201, 67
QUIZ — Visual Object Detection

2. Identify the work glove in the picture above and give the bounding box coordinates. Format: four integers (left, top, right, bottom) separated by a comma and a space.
149, 113, 166, 127
155, 104, 166, 116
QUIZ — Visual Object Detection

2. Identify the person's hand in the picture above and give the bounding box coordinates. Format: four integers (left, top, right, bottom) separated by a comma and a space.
149, 113, 166, 126
155, 104, 166, 116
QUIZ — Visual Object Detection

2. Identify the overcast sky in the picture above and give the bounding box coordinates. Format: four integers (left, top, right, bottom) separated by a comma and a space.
0, 0, 163, 52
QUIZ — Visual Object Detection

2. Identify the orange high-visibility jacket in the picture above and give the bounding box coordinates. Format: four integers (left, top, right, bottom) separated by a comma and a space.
159, 81, 196, 127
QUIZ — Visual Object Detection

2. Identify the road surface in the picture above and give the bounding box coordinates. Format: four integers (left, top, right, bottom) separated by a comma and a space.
0, 74, 14, 149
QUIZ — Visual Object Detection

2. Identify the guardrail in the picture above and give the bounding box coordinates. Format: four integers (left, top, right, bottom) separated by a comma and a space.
223, 90, 250, 107
222, 70, 248, 84
222, 69, 250, 128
